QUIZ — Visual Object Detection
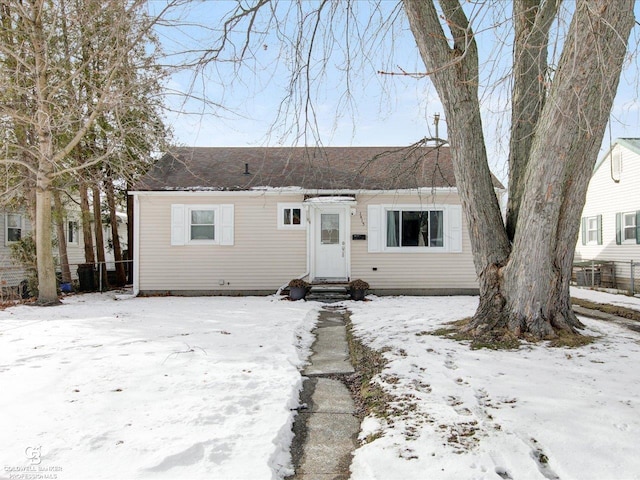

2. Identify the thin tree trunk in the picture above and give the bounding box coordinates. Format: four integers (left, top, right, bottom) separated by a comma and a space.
92, 185, 109, 290
79, 181, 95, 264
32, 0, 59, 305
105, 175, 126, 286
53, 190, 72, 284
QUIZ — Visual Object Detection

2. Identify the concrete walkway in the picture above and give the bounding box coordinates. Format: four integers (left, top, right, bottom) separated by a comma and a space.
289, 307, 360, 480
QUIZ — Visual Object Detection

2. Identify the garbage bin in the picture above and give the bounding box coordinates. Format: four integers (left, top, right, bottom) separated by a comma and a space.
77, 263, 96, 292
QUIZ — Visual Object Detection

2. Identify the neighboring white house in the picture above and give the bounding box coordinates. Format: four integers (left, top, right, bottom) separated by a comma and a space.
0, 205, 128, 292
130, 146, 505, 296
575, 138, 640, 292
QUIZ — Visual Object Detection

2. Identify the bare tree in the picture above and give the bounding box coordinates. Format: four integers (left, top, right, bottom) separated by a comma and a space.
403, 0, 634, 339
0, 0, 169, 304
195, 0, 635, 340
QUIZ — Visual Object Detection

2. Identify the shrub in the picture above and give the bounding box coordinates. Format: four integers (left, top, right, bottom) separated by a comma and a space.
349, 279, 369, 290
288, 278, 309, 289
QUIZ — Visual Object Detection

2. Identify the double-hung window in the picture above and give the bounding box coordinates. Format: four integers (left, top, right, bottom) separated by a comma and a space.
581, 215, 602, 245
386, 209, 444, 248
623, 213, 637, 242
189, 208, 216, 242
171, 204, 234, 246
5, 213, 22, 244
616, 211, 640, 245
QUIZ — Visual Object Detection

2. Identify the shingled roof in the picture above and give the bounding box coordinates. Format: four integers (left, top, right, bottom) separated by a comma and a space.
133, 146, 501, 191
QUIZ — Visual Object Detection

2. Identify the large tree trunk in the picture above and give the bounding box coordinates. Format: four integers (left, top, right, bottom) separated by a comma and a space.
505, 0, 558, 241
404, 0, 634, 340
496, 0, 634, 338
105, 175, 126, 286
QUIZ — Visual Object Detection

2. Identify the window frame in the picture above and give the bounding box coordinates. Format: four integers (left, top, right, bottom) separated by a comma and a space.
171, 204, 234, 247
186, 205, 219, 245
622, 212, 637, 244
277, 203, 306, 230
586, 216, 599, 245
67, 220, 79, 245
383, 206, 447, 253
5, 213, 22, 245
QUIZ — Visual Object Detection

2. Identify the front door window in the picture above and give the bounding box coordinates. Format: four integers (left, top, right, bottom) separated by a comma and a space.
321, 214, 340, 244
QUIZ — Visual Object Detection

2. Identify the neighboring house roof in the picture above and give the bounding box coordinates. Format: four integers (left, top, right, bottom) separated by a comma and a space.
593, 138, 640, 173
133, 146, 504, 192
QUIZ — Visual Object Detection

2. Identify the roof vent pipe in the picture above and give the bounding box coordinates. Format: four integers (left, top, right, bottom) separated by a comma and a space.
244, 163, 250, 175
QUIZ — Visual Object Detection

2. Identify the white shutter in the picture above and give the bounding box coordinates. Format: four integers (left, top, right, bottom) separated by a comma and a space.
171, 204, 185, 246
220, 204, 234, 246
448, 205, 462, 253
367, 205, 381, 252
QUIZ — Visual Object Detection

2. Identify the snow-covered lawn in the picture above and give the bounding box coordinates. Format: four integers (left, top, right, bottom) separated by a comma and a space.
1, 290, 639, 480
0, 293, 320, 479
348, 295, 640, 480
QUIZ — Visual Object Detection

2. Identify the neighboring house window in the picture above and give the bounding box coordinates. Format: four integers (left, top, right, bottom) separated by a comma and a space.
581, 215, 602, 245
170, 204, 234, 246
277, 203, 306, 230
367, 204, 462, 253
616, 211, 640, 245
623, 213, 636, 242
5, 213, 22, 244
386, 209, 444, 248
67, 220, 79, 245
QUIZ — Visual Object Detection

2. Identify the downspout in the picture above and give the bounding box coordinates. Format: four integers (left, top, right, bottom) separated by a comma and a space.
275, 203, 312, 296
132, 194, 140, 296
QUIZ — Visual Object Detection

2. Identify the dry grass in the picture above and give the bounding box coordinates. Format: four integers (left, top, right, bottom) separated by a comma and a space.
571, 297, 640, 322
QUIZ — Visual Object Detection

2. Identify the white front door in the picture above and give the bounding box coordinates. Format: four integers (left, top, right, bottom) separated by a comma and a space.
313, 206, 348, 280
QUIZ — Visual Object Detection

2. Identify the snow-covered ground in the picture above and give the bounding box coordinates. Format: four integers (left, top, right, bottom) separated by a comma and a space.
1, 289, 639, 480
0, 294, 320, 479
348, 293, 640, 480
571, 285, 640, 312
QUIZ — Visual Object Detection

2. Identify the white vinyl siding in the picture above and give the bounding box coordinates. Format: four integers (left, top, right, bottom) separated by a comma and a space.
575, 142, 640, 281
136, 191, 477, 293
140, 195, 306, 292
